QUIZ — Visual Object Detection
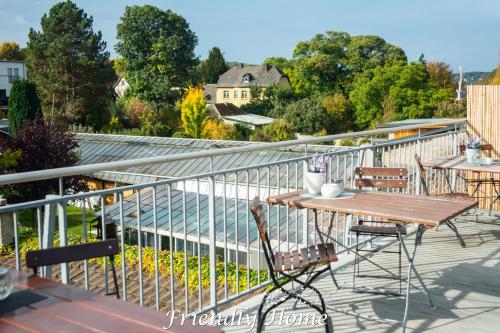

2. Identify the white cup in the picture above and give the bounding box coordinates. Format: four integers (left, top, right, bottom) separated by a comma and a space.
321, 183, 344, 198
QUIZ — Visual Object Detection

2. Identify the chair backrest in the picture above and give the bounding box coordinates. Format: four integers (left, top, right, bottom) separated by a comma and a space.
26, 239, 119, 275
354, 167, 408, 190
250, 197, 276, 272
414, 154, 430, 196
459, 144, 493, 156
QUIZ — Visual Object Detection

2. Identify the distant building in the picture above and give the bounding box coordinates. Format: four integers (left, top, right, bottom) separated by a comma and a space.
0, 119, 11, 143
376, 118, 456, 139
207, 103, 273, 129
0, 60, 27, 111
207, 63, 290, 107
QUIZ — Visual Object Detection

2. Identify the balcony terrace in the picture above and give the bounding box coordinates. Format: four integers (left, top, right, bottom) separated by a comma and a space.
1, 117, 499, 332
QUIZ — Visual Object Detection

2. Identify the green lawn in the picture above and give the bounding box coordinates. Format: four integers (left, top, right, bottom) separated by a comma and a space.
18, 205, 95, 239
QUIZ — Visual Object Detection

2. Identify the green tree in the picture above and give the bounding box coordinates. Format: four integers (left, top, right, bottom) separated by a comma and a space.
0, 42, 24, 61
7, 80, 42, 136
241, 85, 297, 116
350, 61, 455, 129
427, 62, 455, 89
290, 31, 351, 95
251, 119, 296, 142
346, 35, 406, 76
286, 31, 406, 95
263, 57, 293, 72
180, 87, 207, 138
199, 47, 227, 84
322, 93, 353, 133
116, 5, 198, 109
26, 0, 115, 128
272, 98, 328, 135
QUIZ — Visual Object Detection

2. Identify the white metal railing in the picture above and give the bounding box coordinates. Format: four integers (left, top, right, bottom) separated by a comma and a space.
0, 118, 467, 316
0, 118, 465, 185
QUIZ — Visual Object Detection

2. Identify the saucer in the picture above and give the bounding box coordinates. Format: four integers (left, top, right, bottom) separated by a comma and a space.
302, 192, 356, 200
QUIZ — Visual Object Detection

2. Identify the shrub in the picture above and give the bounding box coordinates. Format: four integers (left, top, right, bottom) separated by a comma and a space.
7, 80, 42, 136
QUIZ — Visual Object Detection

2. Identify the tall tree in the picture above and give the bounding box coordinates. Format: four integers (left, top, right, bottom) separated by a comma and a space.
322, 93, 353, 133
180, 86, 207, 138
427, 61, 455, 89
272, 98, 329, 135
199, 47, 227, 83
287, 31, 406, 95
116, 5, 198, 109
350, 61, 454, 129
0, 42, 24, 61
26, 1, 115, 128
7, 80, 42, 136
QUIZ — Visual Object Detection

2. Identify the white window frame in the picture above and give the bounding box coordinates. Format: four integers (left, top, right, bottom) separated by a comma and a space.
243, 75, 250, 83
234, 91, 239, 99
242, 90, 248, 99
223, 90, 229, 99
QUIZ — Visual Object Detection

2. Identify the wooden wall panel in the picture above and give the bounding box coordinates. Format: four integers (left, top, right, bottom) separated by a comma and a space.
466, 85, 500, 211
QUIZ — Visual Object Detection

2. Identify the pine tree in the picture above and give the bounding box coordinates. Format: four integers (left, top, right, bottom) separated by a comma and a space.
200, 47, 228, 84
7, 80, 42, 136
26, 1, 114, 128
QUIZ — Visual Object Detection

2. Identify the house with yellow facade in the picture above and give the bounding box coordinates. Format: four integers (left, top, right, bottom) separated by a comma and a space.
205, 63, 290, 107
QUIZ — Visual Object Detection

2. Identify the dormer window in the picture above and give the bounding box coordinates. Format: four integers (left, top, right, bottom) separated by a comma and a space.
243, 74, 251, 83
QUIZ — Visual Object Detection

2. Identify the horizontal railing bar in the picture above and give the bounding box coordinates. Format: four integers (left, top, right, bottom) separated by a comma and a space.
0, 118, 466, 186
0, 127, 465, 213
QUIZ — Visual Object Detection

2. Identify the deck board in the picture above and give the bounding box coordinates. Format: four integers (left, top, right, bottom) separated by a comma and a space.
222, 211, 500, 332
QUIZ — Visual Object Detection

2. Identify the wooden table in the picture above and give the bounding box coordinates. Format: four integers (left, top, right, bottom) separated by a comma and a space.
268, 190, 476, 228
267, 190, 477, 333
0, 270, 222, 333
422, 156, 500, 174
423, 156, 500, 209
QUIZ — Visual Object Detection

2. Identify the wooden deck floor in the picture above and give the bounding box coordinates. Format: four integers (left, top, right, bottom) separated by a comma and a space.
222, 211, 500, 332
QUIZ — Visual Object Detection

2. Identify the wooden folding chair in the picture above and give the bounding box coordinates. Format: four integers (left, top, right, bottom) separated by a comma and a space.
26, 239, 120, 298
415, 154, 476, 247
350, 167, 408, 294
250, 197, 337, 333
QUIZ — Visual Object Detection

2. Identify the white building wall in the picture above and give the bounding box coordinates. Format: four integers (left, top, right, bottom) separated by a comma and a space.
0, 61, 27, 98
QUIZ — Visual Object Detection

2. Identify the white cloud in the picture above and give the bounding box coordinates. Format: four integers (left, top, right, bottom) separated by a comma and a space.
14, 15, 26, 25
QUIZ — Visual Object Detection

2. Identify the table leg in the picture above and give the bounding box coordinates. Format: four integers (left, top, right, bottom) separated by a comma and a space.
444, 170, 454, 193
313, 209, 340, 289
444, 220, 466, 248
398, 224, 436, 333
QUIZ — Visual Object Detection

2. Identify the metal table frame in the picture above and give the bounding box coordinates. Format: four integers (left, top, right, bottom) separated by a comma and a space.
267, 189, 476, 332
309, 209, 435, 332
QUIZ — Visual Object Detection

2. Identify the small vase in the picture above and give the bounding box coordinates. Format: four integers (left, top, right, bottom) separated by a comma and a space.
305, 171, 325, 195
465, 148, 480, 163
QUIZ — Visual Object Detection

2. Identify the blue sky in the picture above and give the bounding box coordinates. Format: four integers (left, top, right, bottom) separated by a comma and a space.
0, 0, 499, 71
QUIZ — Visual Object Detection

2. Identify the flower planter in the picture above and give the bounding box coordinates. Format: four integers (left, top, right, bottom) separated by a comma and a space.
304, 171, 325, 195
465, 148, 480, 163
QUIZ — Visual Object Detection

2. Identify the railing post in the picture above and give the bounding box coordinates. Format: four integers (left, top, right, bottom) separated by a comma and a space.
42, 195, 57, 278
208, 159, 217, 316
451, 126, 459, 192
0, 196, 14, 248
57, 200, 69, 284
416, 130, 422, 196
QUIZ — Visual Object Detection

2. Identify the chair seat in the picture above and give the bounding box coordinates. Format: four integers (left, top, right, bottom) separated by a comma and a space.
350, 224, 407, 236
273, 243, 338, 273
